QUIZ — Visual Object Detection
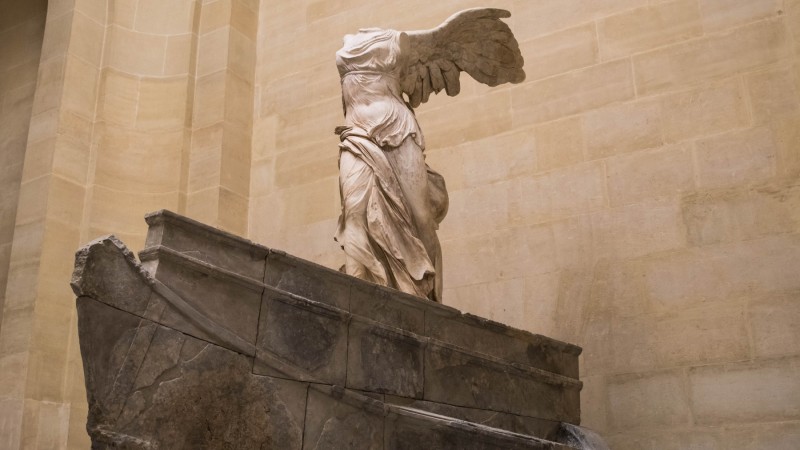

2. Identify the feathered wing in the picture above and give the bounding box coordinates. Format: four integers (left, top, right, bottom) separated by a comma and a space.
400, 8, 525, 108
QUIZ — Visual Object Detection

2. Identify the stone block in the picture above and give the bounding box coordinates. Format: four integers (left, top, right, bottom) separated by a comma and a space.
721, 422, 800, 450
140, 247, 262, 353
494, 223, 558, 279
512, 59, 634, 124
661, 79, 748, 142
425, 302, 581, 379
264, 250, 350, 310
106, 26, 168, 76
69, 10, 104, 66
694, 127, 778, 189
598, 0, 702, 60
747, 67, 800, 125
99, 69, 138, 126
534, 116, 584, 172
424, 341, 581, 422
134, 0, 195, 35
349, 282, 425, 335
513, 0, 642, 41
644, 235, 800, 305
136, 77, 188, 132
699, 0, 782, 32
416, 90, 512, 150
302, 386, 384, 450
79, 297, 307, 449
690, 357, 800, 425
460, 129, 537, 188
607, 369, 690, 430
583, 99, 664, 160
193, 71, 226, 128
256, 287, 349, 382
346, 319, 425, 398
610, 304, 749, 372
606, 143, 694, 206
605, 429, 722, 450
591, 199, 685, 259
384, 396, 562, 440
681, 181, 800, 247
0, 397, 23, 450
519, 23, 598, 82
510, 161, 606, 225
164, 33, 191, 76
634, 19, 788, 94
441, 182, 511, 240
384, 405, 571, 450
749, 292, 800, 358
71, 236, 153, 317
144, 209, 268, 282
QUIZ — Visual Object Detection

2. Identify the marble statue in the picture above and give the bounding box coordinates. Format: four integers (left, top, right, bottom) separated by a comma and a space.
334, 8, 526, 301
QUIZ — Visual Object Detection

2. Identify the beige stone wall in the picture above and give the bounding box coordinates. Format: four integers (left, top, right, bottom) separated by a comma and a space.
1, 0, 798, 447
0, 0, 259, 447
0, 0, 48, 365
250, 0, 800, 446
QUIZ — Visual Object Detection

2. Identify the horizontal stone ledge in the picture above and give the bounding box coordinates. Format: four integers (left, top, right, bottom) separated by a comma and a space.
139, 244, 266, 292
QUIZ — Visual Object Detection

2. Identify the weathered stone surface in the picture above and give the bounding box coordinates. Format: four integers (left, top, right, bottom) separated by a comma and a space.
78, 297, 306, 449
73, 212, 588, 448
346, 319, 425, 397
264, 250, 351, 310
385, 406, 572, 450
385, 396, 563, 439
426, 308, 581, 379
424, 341, 581, 422
302, 386, 385, 449
255, 288, 349, 384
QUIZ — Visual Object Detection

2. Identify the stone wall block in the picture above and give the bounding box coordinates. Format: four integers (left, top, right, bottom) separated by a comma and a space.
425, 304, 581, 379
346, 319, 425, 398
591, 199, 686, 260
534, 116, 584, 172
746, 67, 800, 125
607, 369, 690, 430
583, 99, 664, 160
349, 283, 425, 335
610, 305, 750, 373
694, 127, 778, 189
749, 292, 800, 358
423, 341, 581, 422
606, 143, 695, 207
264, 251, 351, 310
681, 181, 800, 247
512, 59, 634, 125
255, 291, 349, 384
598, 0, 703, 60
634, 18, 788, 95
519, 23, 599, 82
660, 79, 749, 143
510, 161, 606, 225
302, 386, 384, 450
699, 0, 782, 32
690, 357, 800, 425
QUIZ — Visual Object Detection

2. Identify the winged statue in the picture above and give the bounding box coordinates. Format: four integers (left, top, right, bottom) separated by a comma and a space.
334, 8, 525, 302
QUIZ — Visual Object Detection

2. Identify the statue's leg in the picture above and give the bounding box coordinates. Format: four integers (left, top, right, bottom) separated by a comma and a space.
338, 150, 388, 285
384, 138, 442, 300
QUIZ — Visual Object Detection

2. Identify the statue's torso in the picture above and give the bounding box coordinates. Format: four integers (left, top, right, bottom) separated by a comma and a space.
336, 29, 424, 149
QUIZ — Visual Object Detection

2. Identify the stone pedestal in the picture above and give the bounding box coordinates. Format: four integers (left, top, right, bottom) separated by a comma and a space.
71, 210, 605, 449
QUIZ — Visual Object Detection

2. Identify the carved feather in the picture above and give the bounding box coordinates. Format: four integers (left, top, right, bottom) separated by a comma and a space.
400, 8, 525, 107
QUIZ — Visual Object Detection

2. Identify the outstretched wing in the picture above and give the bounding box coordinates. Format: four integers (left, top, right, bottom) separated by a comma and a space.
400, 8, 525, 108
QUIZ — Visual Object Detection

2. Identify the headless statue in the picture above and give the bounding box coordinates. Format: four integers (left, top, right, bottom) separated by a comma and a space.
334, 9, 526, 301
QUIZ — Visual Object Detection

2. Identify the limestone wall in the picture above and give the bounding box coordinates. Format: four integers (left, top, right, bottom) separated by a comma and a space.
0, 0, 47, 362
0, 0, 258, 447
1, 0, 798, 447
250, 0, 800, 446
